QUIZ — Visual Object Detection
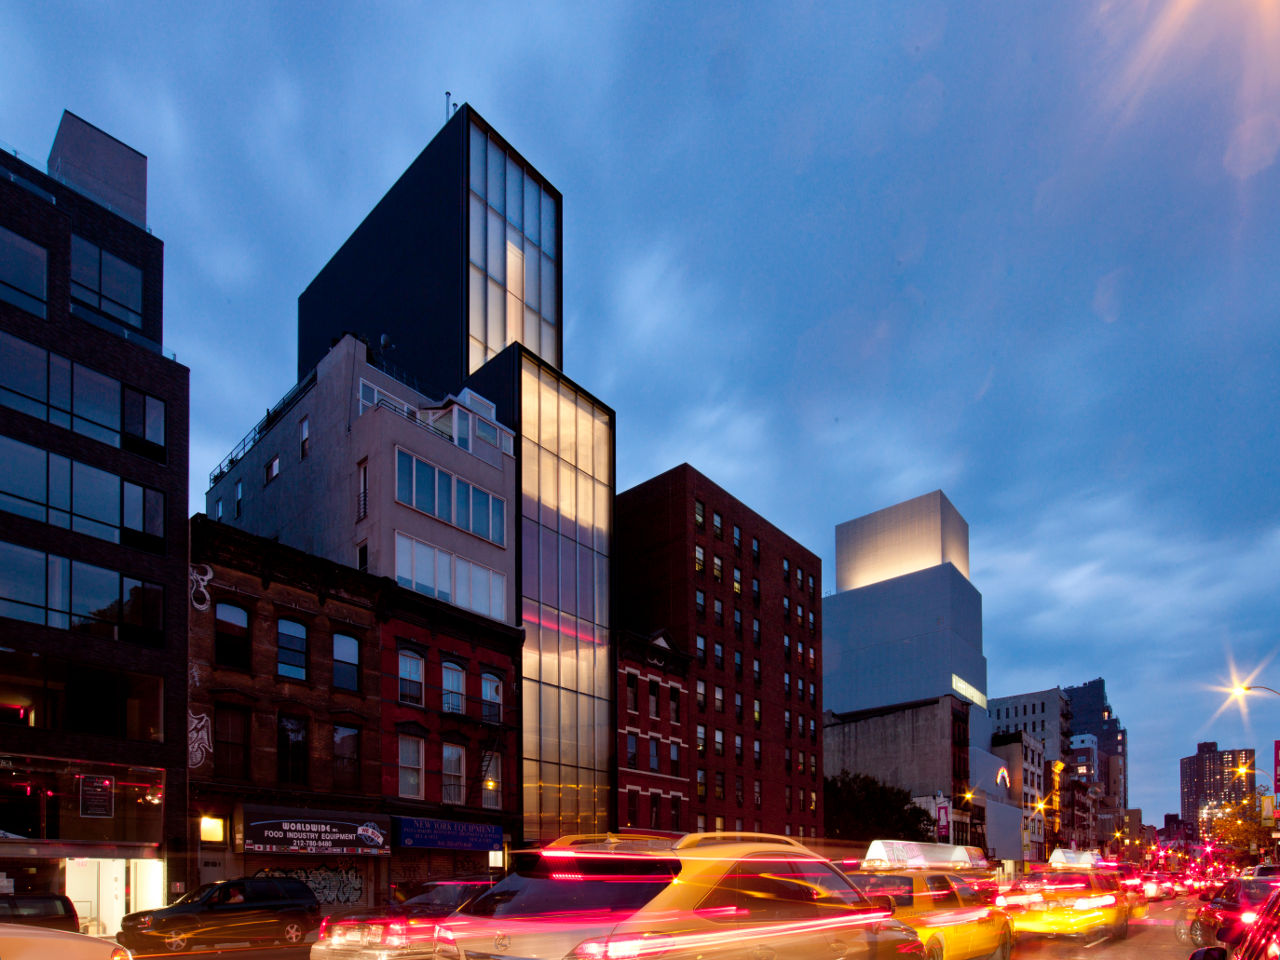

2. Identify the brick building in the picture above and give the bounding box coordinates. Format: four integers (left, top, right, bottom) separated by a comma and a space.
0, 112, 189, 933
616, 464, 823, 837
188, 515, 520, 907
616, 630, 691, 831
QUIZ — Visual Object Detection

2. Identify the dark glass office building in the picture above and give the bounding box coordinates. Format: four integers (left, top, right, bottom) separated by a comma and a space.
0, 113, 190, 929
299, 105, 614, 842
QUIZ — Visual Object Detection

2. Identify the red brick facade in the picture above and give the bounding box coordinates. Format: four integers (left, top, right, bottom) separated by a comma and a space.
616, 464, 824, 838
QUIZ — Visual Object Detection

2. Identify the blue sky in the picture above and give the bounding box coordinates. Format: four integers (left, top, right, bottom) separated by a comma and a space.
5, 1, 1279, 823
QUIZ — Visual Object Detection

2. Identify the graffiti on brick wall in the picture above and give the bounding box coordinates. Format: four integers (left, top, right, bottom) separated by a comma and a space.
256, 863, 364, 904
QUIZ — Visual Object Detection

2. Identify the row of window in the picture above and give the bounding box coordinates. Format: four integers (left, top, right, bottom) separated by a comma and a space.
694, 770, 820, 812
695, 590, 817, 633
692, 682, 820, 738
695, 634, 818, 683
397, 650, 504, 722
991, 700, 1051, 719
395, 449, 506, 546
0, 538, 163, 639
693, 498, 816, 595
691, 726, 822, 773
395, 531, 507, 621
399, 734, 501, 808
70, 234, 144, 330
623, 673, 681, 723
0, 433, 165, 546
0, 330, 166, 456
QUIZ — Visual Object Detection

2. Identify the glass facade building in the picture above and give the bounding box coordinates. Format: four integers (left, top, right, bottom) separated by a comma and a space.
468, 124, 559, 374
518, 357, 612, 839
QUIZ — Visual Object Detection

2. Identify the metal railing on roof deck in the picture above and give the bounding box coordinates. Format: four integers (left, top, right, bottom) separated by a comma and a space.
209, 369, 317, 487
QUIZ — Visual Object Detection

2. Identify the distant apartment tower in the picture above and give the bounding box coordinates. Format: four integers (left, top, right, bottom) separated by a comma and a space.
616, 464, 824, 838
1181, 741, 1255, 834
988, 688, 1072, 763
0, 114, 189, 932
272, 103, 611, 842
1064, 678, 1128, 810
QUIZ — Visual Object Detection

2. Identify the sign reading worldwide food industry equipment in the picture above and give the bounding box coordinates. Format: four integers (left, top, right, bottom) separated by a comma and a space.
395, 816, 504, 851
240, 805, 390, 856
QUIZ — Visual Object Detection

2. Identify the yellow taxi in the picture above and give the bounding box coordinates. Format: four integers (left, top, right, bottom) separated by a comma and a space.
841, 840, 1013, 960
996, 850, 1130, 941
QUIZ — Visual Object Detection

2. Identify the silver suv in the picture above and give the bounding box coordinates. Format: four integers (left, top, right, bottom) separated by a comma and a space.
436, 832, 923, 960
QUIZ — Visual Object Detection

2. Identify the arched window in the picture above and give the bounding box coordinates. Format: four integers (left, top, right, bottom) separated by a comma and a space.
442, 662, 465, 714
215, 603, 250, 671
481, 673, 502, 724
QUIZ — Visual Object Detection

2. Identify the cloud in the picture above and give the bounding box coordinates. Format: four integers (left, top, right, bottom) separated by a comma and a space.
1224, 113, 1280, 180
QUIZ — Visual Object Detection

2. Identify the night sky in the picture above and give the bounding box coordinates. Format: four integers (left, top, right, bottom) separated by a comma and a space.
5, 1, 1279, 823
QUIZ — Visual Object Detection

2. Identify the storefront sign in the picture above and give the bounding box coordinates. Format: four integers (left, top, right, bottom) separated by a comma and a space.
241, 806, 390, 856
396, 816, 503, 851
80, 776, 114, 819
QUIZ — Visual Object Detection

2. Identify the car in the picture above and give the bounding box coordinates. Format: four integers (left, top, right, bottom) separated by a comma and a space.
1184, 878, 1280, 948
842, 840, 1013, 960
0, 893, 80, 932
1093, 860, 1150, 920
118, 875, 321, 953
1189, 887, 1280, 960
0, 921, 132, 959
312, 875, 496, 960
997, 869, 1129, 940
1143, 873, 1171, 901
434, 832, 924, 960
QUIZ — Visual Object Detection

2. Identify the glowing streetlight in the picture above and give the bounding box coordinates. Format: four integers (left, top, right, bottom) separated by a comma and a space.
1234, 684, 1280, 699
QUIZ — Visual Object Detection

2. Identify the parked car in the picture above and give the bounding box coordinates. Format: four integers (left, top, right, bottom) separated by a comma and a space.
312, 875, 496, 960
0, 893, 79, 932
1185, 878, 1280, 948
118, 875, 320, 953
0, 921, 131, 959
435, 832, 924, 960
1188, 887, 1280, 960
842, 840, 1012, 960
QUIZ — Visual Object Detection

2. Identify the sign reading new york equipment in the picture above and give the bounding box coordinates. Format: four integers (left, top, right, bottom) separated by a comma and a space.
396, 816, 504, 851
242, 805, 391, 856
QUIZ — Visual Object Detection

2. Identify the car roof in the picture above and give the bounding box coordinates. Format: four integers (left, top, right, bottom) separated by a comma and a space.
538, 830, 820, 858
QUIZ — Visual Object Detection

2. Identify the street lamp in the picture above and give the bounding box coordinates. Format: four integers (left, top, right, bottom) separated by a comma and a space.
1233, 684, 1280, 698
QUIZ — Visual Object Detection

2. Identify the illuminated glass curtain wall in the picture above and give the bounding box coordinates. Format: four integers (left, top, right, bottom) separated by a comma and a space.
468, 124, 559, 375
519, 358, 611, 840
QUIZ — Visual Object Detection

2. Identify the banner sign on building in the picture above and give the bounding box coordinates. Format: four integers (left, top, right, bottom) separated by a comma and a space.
936, 804, 949, 841
240, 805, 390, 856
395, 816, 503, 851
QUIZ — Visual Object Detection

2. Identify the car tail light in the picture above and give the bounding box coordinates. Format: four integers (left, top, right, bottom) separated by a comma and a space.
381, 919, 410, 947
135, 913, 153, 929
1243, 912, 1259, 925
573, 934, 674, 959
110, 949, 131, 960
318, 916, 332, 941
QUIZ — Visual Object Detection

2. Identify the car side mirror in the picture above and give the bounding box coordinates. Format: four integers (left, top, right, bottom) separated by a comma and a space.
1190, 948, 1230, 960
871, 895, 895, 915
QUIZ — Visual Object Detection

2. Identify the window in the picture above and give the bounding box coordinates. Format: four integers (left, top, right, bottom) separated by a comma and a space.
733, 525, 741, 549
753, 658, 761, 682
753, 739, 762, 764
714, 685, 724, 713
753, 699, 762, 725
733, 609, 742, 635
649, 738, 660, 772
714, 729, 724, 756
626, 790, 638, 826
694, 544, 704, 572
696, 724, 706, 757
733, 650, 742, 677
214, 705, 250, 780
399, 735, 424, 798
70, 234, 142, 329
650, 790, 662, 828
333, 725, 360, 792
671, 796, 682, 831
695, 590, 706, 617
442, 662, 465, 713
783, 596, 789, 615
481, 752, 502, 809
481, 673, 503, 723
735, 775, 744, 805
670, 687, 680, 723
649, 679, 660, 718
696, 680, 706, 709
395, 450, 507, 546
264, 456, 280, 484
277, 714, 308, 786
734, 734, 743, 762
395, 532, 506, 620
733, 568, 741, 594
734, 692, 743, 721
785, 710, 792, 735
808, 574, 814, 594
713, 599, 723, 625
442, 744, 465, 803
333, 634, 359, 691
754, 779, 763, 808
712, 512, 722, 538
626, 673, 638, 713
752, 537, 760, 560
399, 651, 424, 705
712, 556, 722, 582
782, 557, 790, 579
357, 541, 367, 573
752, 616, 760, 642
697, 769, 707, 801
299, 417, 310, 459
215, 498, 223, 521
714, 642, 724, 669
0, 225, 47, 318
694, 499, 705, 527
696, 634, 706, 662
670, 743, 680, 777
214, 603, 250, 671
714, 771, 725, 800
276, 619, 307, 681
234, 480, 242, 518
785, 671, 792, 694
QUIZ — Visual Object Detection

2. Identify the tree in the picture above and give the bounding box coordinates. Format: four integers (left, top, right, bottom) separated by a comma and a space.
1205, 796, 1274, 859
824, 770, 936, 842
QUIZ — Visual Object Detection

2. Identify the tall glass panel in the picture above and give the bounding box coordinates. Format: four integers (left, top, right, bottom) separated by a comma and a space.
469, 195, 486, 268
524, 171, 540, 245
486, 210, 505, 284
506, 155, 523, 230
469, 124, 486, 198
486, 138, 504, 214
519, 356, 612, 841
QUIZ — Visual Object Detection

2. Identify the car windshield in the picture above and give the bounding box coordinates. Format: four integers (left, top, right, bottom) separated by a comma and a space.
407, 882, 488, 910
172, 883, 219, 905
1241, 881, 1280, 905
1011, 873, 1093, 898
461, 852, 679, 919
847, 874, 913, 907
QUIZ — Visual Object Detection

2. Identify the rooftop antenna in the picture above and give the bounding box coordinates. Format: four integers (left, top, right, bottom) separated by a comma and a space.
445, 91, 457, 122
